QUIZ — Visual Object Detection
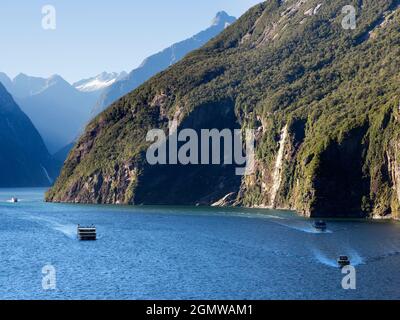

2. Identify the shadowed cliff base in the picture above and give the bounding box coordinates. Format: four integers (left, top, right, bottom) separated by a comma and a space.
134, 100, 242, 205
311, 125, 370, 217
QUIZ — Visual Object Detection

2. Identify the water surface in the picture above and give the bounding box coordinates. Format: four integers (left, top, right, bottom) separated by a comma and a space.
0, 188, 399, 300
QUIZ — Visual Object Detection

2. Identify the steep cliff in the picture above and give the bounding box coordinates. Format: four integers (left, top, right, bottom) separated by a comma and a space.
47, 0, 400, 218
0, 83, 58, 187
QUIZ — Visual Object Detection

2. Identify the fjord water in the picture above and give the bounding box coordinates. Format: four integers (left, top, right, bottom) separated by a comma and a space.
1, 189, 400, 300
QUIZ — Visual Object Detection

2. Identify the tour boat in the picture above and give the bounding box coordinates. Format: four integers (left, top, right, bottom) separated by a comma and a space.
337, 256, 351, 268
77, 225, 97, 241
313, 220, 327, 231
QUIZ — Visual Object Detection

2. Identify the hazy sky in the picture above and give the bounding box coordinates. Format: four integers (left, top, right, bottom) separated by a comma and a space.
0, 0, 262, 83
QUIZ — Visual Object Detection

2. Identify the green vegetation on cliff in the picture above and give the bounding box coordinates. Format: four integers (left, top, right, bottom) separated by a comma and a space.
47, 0, 400, 218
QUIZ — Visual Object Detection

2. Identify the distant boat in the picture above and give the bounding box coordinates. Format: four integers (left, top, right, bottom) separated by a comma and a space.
337, 256, 351, 268
10, 197, 18, 203
77, 225, 97, 241
313, 220, 327, 231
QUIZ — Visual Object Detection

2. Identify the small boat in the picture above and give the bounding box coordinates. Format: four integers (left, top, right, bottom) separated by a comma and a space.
10, 197, 18, 203
313, 220, 327, 231
337, 256, 351, 268
77, 225, 97, 241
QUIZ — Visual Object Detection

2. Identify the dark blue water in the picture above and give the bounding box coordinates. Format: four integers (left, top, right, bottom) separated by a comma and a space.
0, 188, 399, 300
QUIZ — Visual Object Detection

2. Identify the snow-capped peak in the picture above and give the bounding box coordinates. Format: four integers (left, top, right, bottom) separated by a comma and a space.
73, 71, 127, 92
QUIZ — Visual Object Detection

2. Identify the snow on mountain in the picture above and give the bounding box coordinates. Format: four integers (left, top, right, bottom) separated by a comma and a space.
73, 71, 127, 92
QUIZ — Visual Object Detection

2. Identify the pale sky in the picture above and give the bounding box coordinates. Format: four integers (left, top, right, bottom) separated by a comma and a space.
0, 0, 262, 83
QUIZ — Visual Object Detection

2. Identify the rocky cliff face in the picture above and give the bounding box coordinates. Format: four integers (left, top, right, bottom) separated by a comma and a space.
47, 0, 400, 218
386, 137, 400, 217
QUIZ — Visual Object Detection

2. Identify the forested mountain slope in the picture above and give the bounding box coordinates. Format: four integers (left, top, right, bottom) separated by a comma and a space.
47, 0, 400, 218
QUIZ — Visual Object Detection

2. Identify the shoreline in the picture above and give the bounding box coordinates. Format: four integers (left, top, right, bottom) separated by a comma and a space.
5, 187, 399, 221
44, 197, 400, 221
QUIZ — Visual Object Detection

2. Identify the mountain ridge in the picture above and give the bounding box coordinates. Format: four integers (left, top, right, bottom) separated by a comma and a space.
0, 73, 103, 153
92, 11, 236, 115
47, 0, 400, 219
14, 74, 101, 153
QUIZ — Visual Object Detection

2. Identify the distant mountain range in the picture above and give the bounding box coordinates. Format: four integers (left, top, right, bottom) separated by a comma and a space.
92, 11, 236, 115
0, 73, 102, 154
0, 73, 113, 154
0, 83, 58, 187
0, 11, 235, 163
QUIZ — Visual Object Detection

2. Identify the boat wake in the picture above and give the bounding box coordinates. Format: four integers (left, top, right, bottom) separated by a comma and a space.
227, 212, 286, 221
312, 249, 364, 268
53, 224, 77, 239
32, 216, 77, 239
346, 250, 364, 266
4, 199, 24, 203
264, 214, 286, 220
9, 212, 77, 239
272, 219, 333, 234
364, 243, 400, 263
39, 219, 77, 239
30, 214, 99, 240
312, 249, 338, 268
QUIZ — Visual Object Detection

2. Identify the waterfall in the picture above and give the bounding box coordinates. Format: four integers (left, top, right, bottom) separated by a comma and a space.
269, 125, 288, 208
41, 165, 53, 184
